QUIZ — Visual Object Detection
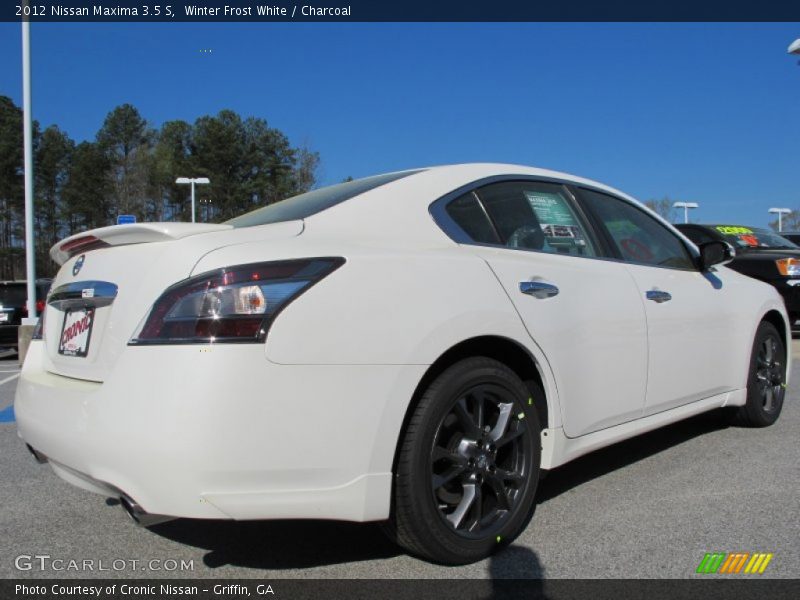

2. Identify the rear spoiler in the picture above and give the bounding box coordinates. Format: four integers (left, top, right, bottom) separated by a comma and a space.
50, 222, 233, 265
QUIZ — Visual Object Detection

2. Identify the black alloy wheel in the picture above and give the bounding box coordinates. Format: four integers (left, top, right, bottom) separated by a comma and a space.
389, 357, 542, 565
754, 334, 784, 414
734, 321, 786, 427
430, 383, 532, 538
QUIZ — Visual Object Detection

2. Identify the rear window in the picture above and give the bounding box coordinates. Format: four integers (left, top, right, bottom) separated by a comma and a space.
226, 170, 423, 228
0, 285, 25, 306
0, 283, 49, 305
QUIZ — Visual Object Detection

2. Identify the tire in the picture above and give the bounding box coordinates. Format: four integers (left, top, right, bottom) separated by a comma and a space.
388, 357, 542, 564
732, 321, 786, 427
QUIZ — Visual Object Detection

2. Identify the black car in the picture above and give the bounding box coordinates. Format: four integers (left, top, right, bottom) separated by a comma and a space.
779, 232, 800, 246
0, 280, 52, 350
675, 224, 800, 326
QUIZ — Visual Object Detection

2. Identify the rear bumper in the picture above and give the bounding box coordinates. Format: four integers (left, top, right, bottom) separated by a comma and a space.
15, 342, 425, 522
0, 324, 19, 348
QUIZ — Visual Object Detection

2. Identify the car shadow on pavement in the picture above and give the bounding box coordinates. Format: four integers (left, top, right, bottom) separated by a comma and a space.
490, 544, 546, 577
536, 409, 729, 503
147, 410, 728, 572
150, 518, 401, 570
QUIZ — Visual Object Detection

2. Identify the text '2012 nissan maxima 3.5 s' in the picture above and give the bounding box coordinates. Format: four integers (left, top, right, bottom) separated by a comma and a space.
16, 164, 790, 564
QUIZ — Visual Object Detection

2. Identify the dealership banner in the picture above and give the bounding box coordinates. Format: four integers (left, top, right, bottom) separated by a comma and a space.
3, 0, 800, 22
3, 579, 800, 599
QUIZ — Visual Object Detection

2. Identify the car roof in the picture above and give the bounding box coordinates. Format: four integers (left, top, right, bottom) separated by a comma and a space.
304, 163, 646, 246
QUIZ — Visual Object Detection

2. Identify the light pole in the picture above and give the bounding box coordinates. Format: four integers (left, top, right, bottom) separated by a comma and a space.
175, 177, 210, 223
673, 201, 698, 224
769, 208, 791, 232
21, 14, 36, 323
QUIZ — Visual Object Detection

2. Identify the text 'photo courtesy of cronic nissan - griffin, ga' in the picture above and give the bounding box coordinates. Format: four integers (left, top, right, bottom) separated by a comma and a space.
14, 163, 789, 565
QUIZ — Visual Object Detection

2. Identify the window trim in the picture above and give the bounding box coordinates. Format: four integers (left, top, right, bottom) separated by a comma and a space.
430, 174, 701, 271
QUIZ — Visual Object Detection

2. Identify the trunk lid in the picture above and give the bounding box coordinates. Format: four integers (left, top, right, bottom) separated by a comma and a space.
41, 220, 303, 382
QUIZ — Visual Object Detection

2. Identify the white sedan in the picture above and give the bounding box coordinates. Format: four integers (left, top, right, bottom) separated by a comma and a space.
15, 164, 789, 564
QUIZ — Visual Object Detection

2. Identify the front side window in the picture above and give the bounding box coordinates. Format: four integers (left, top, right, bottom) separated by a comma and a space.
580, 189, 694, 270
444, 180, 597, 257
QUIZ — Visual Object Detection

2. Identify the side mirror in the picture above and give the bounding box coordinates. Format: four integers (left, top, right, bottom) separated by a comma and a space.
698, 240, 735, 270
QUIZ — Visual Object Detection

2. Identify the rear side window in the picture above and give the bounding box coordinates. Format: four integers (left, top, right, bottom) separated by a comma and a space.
443, 181, 597, 257
580, 189, 694, 270
521, 187, 596, 256
445, 193, 500, 245
226, 170, 423, 228
477, 182, 541, 244
478, 182, 597, 257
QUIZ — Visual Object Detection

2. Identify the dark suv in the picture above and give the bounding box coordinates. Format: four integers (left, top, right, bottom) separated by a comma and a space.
0, 280, 52, 350
675, 224, 800, 327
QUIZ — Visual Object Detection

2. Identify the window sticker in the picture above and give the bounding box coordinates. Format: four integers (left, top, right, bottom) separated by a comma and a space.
524, 191, 588, 248
716, 225, 753, 235
524, 191, 575, 226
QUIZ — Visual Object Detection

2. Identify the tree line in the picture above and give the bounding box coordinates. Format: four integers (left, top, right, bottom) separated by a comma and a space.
768, 211, 800, 233
0, 96, 319, 279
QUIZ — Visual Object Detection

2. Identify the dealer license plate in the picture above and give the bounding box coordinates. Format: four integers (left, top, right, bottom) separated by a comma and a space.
58, 308, 95, 357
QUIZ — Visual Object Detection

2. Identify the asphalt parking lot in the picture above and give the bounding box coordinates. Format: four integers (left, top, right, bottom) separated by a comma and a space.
0, 347, 798, 580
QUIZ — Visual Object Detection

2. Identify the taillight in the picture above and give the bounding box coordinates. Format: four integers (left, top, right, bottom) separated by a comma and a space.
129, 258, 344, 345
775, 258, 800, 277
23, 300, 47, 318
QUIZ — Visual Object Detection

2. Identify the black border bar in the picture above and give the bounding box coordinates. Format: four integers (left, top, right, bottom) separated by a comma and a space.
3, 579, 800, 600
4, 1, 800, 22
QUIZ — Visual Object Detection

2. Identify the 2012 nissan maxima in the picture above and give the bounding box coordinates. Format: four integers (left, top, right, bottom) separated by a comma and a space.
15, 164, 789, 565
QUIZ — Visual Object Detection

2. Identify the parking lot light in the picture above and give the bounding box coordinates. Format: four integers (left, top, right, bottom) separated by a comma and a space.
175, 177, 210, 223
673, 201, 699, 224
769, 208, 791, 232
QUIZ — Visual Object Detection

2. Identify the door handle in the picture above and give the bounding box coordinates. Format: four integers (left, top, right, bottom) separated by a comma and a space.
520, 280, 559, 299
646, 290, 672, 303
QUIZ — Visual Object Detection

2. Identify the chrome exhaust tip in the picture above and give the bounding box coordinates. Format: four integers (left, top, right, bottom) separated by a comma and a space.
119, 495, 175, 527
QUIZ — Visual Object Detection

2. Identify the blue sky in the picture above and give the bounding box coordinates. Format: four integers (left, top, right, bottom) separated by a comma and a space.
0, 22, 798, 226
